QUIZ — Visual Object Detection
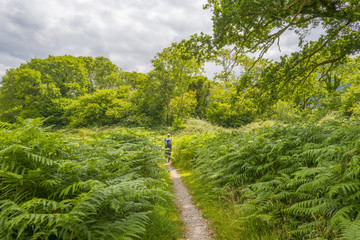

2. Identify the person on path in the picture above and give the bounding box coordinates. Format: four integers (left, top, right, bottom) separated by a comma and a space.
164, 133, 172, 162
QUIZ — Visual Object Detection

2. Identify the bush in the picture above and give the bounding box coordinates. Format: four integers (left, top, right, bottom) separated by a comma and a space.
67, 87, 133, 127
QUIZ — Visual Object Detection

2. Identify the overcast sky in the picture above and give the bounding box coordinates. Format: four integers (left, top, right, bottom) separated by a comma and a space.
0, 0, 214, 76
0, 0, 305, 79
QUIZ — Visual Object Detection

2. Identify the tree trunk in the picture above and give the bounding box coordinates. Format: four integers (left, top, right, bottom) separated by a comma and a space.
166, 98, 171, 125
178, 92, 184, 119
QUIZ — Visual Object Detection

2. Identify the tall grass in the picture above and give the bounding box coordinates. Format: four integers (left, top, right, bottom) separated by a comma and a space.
0, 119, 181, 239
173, 119, 360, 239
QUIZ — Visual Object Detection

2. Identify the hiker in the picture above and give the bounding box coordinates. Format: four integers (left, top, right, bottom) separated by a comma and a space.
164, 133, 172, 162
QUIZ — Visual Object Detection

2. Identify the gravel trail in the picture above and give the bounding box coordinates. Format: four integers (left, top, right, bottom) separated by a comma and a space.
165, 163, 214, 240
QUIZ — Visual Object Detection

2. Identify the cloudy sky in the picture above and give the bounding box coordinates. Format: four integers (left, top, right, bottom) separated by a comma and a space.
0, 0, 306, 78
0, 0, 215, 76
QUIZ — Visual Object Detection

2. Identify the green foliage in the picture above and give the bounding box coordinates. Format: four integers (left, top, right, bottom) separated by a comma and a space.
0, 55, 170, 127
206, 82, 256, 127
0, 56, 92, 125
270, 100, 301, 123
170, 91, 197, 120
176, 118, 226, 136
174, 119, 360, 239
187, 75, 211, 118
172, 133, 214, 169
206, 0, 360, 82
0, 119, 179, 239
0, 68, 44, 121
67, 87, 133, 127
204, 0, 359, 120
25, 55, 90, 98
151, 38, 205, 125
80, 56, 122, 91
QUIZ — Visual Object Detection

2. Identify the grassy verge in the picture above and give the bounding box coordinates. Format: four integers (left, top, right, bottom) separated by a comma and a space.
177, 168, 278, 240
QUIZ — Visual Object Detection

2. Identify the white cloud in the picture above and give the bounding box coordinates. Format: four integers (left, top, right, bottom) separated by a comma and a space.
0, 53, 25, 78
262, 31, 302, 61
0, 0, 213, 75
0, 64, 9, 77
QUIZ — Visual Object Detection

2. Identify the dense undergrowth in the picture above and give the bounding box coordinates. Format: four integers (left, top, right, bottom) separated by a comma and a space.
173, 119, 360, 239
0, 119, 181, 240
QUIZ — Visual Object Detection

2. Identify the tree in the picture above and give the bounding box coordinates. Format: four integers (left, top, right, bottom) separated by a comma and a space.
25, 55, 90, 97
0, 55, 128, 125
121, 71, 162, 126
0, 56, 91, 124
170, 91, 197, 119
0, 68, 44, 121
67, 87, 133, 127
121, 71, 148, 90
151, 40, 204, 124
80, 56, 122, 90
336, 56, 360, 115
206, 81, 257, 127
205, 0, 360, 90
205, 49, 274, 126
188, 75, 211, 118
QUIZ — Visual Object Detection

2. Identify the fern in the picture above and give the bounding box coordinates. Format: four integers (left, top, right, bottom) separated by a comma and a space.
338, 214, 360, 240
0, 120, 175, 239
0, 121, 13, 129
173, 119, 360, 239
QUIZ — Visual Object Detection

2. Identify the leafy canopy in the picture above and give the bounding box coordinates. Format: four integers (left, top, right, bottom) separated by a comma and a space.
205, 0, 360, 95
206, 0, 360, 57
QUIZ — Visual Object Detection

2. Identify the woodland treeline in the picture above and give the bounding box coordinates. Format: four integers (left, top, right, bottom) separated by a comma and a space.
1, 0, 360, 128
1, 52, 359, 128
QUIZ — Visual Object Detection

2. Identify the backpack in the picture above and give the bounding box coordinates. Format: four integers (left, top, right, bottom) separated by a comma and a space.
165, 138, 172, 148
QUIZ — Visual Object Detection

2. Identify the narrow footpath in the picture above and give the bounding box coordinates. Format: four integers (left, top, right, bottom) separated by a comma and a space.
165, 163, 214, 240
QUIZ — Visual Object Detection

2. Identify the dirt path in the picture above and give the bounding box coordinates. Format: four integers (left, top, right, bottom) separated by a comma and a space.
165, 163, 214, 240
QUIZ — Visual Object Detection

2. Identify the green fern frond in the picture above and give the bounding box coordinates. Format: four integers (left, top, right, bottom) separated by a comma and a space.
328, 180, 360, 198
25, 151, 59, 167
286, 198, 339, 217
58, 180, 104, 198
291, 219, 327, 239
329, 205, 360, 232
338, 215, 360, 240
0, 121, 13, 129
0, 168, 23, 183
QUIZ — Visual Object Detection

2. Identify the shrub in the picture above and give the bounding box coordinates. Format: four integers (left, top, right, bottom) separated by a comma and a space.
67, 87, 133, 127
